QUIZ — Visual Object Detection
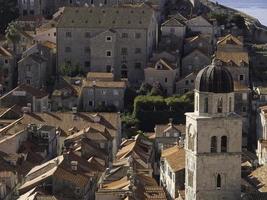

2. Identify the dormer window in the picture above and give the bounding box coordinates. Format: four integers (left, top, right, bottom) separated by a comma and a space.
156, 63, 162, 70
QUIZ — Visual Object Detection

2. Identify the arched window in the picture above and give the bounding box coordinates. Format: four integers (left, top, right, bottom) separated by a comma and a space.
229, 97, 232, 112
221, 136, 227, 152
216, 174, 221, 189
211, 136, 217, 153
217, 98, 223, 113
204, 97, 208, 113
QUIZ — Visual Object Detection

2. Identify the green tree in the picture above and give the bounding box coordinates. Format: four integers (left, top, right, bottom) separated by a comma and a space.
231, 14, 246, 29
149, 82, 165, 96
138, 82, 152, 95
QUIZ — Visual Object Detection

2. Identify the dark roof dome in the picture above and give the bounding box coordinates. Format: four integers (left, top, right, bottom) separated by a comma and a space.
195, 59, 234, 93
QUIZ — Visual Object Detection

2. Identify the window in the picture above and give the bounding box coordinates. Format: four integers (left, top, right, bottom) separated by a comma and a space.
135, 33, 141, 39
91, 0, 94, 4
165, 77, 168, 83
191, 80, 194, 83
4, 59, 8, 64
135, 62, 141, 69
185, 80, 189, 85
54, 32, 56, 37
135, 48, 141, 54
66, 32, 72, 38
106, 51, 112, 57
113, 90, 119, 95
85, 32, 90, 38
211, 136, 217, 153
84, 61, 90, 68
121, 48, 128, 55
242, 93, 247, 101
239, 74, 244, 81
229, 97, 232, 112
65, 46, 71, 52
105, 36, 112, 42
104, 0, 107, 4
242, 106, 247, 112
217, 98, 223, 113
122, 33, 128, 38
204, 97, 208, 113
106, 65, 111, 72
121, 64, 128, 78
89, 101, 93, 106
170, 28, 175, 33
26, 79, 31, 84
101, 90, 106, 95
221, 136, 227, 152
216, 174, 221, 189
84, 47, 90, 53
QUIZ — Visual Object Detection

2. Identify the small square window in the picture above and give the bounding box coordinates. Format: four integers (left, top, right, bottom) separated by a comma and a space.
89, 101, 93, 106
135, 33, 141, 39
121, 48, 128, 55
4, 59, 8, 64
122, 33, 128, 38
135, 48, 141, 54
66, 32, 72, 38
106, 51, 112, 57
65, 47, 71, 52
106, 65, 111, 72
135, 62, 141, 69
84, 61, 90, 68
106, 36, 112, 42
85, 32, 91, 38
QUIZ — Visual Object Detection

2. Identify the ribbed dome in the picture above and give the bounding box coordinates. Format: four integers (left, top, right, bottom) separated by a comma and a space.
195, 59, 234, 93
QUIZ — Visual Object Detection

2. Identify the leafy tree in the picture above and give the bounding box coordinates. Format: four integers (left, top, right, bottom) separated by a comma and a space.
149, 82, 165, 96
138, 82, 152, 95
0, 0, 18, 34
231, 14, 246, 29
124, 87, 137, 111
5, 22, 20, 54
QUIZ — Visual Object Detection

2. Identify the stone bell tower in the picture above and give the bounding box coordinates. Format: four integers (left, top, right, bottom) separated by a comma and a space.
185, 59, 242, 200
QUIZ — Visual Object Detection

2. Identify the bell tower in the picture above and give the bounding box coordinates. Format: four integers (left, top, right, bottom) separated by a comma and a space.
185, 59, 242, 200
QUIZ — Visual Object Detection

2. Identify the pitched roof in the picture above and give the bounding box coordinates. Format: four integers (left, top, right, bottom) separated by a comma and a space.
161, 145, 185, 172
155, 123, 185, 137
87, 72, 114, 81
57, 6, 154, 29
242, 193, 267, 200
217, 34, 243, 46
150, 59, 176, 70
216, 51, 249, 66
0, 84, 48, 99
161, 18, 185, 27
82, 80, 126, 88
248, 165, 267, 192
186, 16, 212, 27
0, 46, 12, 58
13, 112, 119, 137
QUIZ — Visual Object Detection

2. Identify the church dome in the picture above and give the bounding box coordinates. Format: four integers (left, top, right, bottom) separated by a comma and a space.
195, 59, 234, 93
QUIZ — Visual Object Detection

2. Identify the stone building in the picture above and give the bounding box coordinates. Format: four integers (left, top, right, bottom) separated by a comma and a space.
0, 47, 14, 94
176, 71, 197, 94
160, 145, 185, 200
181, 49, 211, 77
144, 59, 179, 95
257, 105, 267, 165
185, 59, 242, 199
184, 34, 213, 56
186, 16, 214, 35
81, 73, 126, 111
57, 6, 157, 85
18, 41, 56, 89
216, 34, 249, 86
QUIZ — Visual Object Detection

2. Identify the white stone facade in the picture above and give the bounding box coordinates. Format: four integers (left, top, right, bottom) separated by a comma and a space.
185, 90, 242, 200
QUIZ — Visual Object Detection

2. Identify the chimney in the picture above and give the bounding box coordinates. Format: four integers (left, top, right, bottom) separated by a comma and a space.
168, 118, 173, 126
71, 161, 78, 171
